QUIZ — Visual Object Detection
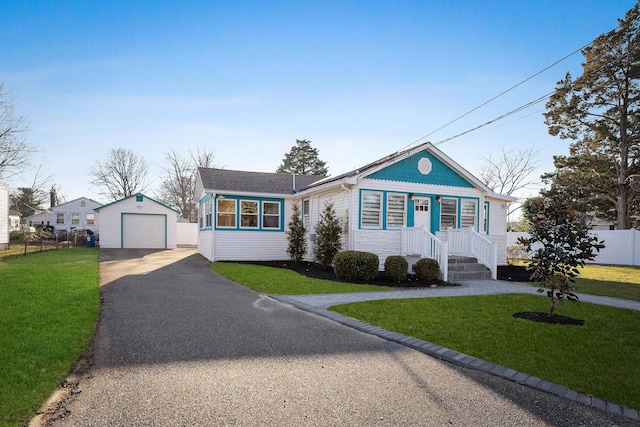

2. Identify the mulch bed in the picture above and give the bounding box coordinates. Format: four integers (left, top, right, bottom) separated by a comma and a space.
236, 260, 460, 288
513, 311, 585, 326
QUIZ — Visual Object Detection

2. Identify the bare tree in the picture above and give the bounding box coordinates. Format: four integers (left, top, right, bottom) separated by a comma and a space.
90, 148, 149, 201
0, 83, 37, 180
156, 147, 215, 222
479, 147, 541, 197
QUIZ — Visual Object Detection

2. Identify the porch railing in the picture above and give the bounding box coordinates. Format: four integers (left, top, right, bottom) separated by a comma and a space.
401, 227, 449, 282
446, 228, 497, 279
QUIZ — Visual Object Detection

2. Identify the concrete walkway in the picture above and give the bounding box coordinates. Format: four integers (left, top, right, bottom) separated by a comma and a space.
274, 280, 640, 422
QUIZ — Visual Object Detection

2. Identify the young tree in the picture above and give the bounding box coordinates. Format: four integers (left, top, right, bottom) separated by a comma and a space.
544, 3, 640, 229
314, 202, 342, 268
519, 196, 605, 317
276, 139, 329, 176
90, 147, 149, 201
286, 202, 306, 263
156, 148, 215, 222
0, 83, 37, 180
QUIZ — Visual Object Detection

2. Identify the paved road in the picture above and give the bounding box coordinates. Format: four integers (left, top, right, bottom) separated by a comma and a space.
45, 249, 635, 426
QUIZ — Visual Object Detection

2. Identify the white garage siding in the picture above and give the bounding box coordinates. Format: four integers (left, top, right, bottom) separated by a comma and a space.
122, 214, 167, 249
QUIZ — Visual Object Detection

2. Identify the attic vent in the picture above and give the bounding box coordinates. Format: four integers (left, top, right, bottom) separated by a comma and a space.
418, 158, 432, 175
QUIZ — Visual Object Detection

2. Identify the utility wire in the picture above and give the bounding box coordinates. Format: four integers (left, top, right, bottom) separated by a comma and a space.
401, 18, 624, 151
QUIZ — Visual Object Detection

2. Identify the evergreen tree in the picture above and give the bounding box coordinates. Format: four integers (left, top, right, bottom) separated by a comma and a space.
286, 202, 307, 263
314, 202, 342, 268
543, 3, 640, 229
276, 139, 329, 176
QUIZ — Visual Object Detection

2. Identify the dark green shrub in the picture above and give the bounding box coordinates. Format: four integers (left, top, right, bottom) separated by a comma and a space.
384, 256, 408, 283
415, 258, 441, 282
9, 230, 24, 241
333, 251, 379, 282
314, 202, 342, 268
286, 202, 307, 263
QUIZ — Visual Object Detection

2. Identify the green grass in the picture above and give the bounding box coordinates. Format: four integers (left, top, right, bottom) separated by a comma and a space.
210, 262, 388, 294
331, 294, 640, 410
574, 264, 640, 301
0, 247, 99, 427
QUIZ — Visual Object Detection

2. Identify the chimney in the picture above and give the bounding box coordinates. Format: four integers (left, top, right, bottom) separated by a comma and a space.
50, 187, 57, 208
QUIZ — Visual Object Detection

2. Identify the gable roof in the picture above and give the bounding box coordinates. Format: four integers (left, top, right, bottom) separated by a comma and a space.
51, 196, 102, 209
198, 168, 325, 195
94, 193, 180, 213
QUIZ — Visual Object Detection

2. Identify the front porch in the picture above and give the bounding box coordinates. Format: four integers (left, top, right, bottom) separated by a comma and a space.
401, 227, 498, 282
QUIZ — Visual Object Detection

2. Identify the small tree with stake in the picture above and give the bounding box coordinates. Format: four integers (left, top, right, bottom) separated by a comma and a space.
519, 196, 605, 318
287, 202, 307, 263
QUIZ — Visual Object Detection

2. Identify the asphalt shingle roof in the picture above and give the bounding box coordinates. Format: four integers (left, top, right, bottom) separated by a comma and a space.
198, 168, 325, 195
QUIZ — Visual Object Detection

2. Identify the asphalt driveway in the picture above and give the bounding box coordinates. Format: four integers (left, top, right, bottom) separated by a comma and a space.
45, 249, 634, 426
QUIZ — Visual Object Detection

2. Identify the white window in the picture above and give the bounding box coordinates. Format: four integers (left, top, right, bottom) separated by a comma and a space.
240, 200, 259, 228
361, 191, 382, 228
86, 213, 95, 225
71, 213, 80, 225
386, 193, 406, 228
262, 202, 280, 229
440, 198, 457, 229
302, 199, 310, 229
56, 213, 64, 224
217, 199, 236, 228
205, 199, 213, 227
461, 199, 477, 229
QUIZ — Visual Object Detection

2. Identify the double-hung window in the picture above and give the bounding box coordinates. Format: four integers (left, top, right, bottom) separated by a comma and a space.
361, 191, 382, 228
302, 199, 310, 229
262, 202, 280, 229
240, 201, 259, 228
71, 213, 80, 225
440, 198, 457, 229
56, 213, 64, 224
205, 199, 213, 227
217, 199, 236, 227
460, 199, 477, 230
86, 213, 95, 225
386, 193, 406, 228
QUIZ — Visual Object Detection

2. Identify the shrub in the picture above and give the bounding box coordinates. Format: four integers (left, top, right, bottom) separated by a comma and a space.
314, 202, 342, 268
9, 230, 24, 241
415, 258, 441, 282
286, 202, 307, 263
333, 251, 379, 282
384, 256, 408, 283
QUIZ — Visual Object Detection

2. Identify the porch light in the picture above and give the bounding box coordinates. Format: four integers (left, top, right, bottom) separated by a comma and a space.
435, 195, 441, 203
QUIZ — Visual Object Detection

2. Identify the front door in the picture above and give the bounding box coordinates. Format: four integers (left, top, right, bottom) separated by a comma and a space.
414, 197, 430, 231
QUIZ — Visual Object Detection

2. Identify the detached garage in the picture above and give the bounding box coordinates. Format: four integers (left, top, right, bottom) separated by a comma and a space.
95, 194, 179, 249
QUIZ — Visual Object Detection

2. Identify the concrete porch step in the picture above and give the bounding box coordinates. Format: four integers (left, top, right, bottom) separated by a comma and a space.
448, 256, 491, 281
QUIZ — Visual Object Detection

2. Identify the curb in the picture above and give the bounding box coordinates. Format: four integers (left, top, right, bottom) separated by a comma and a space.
272, 295, 640, 423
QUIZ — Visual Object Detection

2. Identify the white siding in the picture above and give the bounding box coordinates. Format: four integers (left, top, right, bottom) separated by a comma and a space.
353, 229, 402, 269
214, 231, 288, 261
0, 186, 8, 248
198, 229, 213, 261
487, 198, 508, 235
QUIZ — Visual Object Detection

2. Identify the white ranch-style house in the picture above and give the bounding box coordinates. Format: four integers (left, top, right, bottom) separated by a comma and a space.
24, 196, 101, 234
195, 143, 516, 280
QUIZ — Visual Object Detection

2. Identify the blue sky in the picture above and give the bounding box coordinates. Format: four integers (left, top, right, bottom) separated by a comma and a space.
2, 0, 637, 206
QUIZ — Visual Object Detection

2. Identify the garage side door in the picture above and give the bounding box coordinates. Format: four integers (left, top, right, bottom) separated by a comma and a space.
122, 214, 166, 249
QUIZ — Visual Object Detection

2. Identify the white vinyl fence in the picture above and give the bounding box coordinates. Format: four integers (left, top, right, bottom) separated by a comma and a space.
177, 222, 198, 247
507, 229, 640, 266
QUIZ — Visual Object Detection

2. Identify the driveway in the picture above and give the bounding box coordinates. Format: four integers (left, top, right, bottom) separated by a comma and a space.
45, 249, 633, 426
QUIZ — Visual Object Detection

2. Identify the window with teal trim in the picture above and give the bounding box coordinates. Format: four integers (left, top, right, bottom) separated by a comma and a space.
136, 195, 143, 202
386, 193, 406, 228
361, 191, 382, 228
440, 198, 457, 229
205, 199, 212, 227
461, 199, 477, 229
262, 202, 280, 228
240, 200, 259, 228
217, 199, 236, 228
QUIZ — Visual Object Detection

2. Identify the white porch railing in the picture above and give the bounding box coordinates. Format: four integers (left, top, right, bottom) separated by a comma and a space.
401, 227, 449, 282
446, 228, 497, 279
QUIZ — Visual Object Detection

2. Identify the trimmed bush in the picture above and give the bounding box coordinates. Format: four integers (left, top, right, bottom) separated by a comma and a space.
333, 251, 379, 282
384, 256, 408, 283
415, 258, 441, 282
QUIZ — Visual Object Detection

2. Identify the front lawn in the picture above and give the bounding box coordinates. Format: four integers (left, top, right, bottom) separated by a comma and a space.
574, 264, 640, 301
210, 262, 388, 294
331, 294, 640, 411
0, 247, 99, 426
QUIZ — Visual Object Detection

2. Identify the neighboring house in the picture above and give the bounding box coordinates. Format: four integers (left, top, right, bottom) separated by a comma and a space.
95, 193, 179, 249
24, 197, 101, 234
0, 185, 8, 249
195, 143, 516, 279
8, 210, 21, 231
